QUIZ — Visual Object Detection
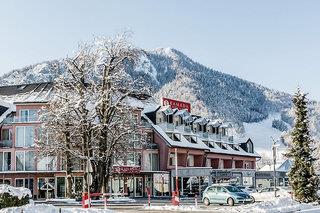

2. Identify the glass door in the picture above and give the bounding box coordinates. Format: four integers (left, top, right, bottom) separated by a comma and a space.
134, 177, 143, 197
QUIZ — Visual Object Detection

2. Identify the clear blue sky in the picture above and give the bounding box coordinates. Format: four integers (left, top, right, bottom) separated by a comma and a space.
1, 0, 320, 99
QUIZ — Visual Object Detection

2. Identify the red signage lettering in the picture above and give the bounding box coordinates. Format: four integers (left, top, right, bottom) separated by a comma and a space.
162, 97, 191, 112
112, 166, 141, 174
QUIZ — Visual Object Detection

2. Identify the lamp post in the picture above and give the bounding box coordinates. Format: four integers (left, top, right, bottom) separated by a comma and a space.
175, 148, 179, 198
271, 137, 279, 198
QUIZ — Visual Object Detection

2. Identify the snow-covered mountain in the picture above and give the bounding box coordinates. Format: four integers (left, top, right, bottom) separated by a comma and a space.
1, 47, 319, 158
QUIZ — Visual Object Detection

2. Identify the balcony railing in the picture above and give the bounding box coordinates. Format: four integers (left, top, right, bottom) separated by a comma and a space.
14, 116, 38, 123
2, 117, 13, 124
202, 132, 208, 138
184, 126, 191, 133
166, 123, 174, 131
215, 134, 222, 141
0, 140, 13, 148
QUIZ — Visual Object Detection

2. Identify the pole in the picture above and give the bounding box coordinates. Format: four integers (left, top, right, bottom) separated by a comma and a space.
175, 148, 179, 198
271, 137, 277, 198
46, 178, 49, 200
87, 157, 91, 208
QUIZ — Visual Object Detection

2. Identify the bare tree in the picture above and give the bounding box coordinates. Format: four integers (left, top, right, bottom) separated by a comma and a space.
39, 33, 149, 195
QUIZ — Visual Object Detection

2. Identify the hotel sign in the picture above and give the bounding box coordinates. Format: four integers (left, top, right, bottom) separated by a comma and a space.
112, 166, 141, 174
162, 97, 191, 112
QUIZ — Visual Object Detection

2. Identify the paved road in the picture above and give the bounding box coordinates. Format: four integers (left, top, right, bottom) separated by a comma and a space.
40, 197, 320, 213
42, 198, 241, 213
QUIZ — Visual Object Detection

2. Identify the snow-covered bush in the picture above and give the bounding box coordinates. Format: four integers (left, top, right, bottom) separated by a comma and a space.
0, 185, 31, 209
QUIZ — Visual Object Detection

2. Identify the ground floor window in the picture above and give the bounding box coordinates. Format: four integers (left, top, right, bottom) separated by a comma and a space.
73, 177, 84, 195
110, 175, 145, 197
243, 176, 253, 186
37, 177, 55, 199
56, 177, 65, 198
0, 178, 11, 185
153, 174, 170, 197
15, 178, 34, 195
172, 176, 209, 197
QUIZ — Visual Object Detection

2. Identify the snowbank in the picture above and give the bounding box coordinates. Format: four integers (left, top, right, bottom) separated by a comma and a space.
237, 197, 315, 213
0, 184, 31, 199
0, 204, 113, 213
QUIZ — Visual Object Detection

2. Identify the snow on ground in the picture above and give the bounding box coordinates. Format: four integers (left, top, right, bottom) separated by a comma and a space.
0, 204, 113, 213
46, 198, 79, 204
243, 114, 286, 159
251, 189, 291, 202
143, 204, 200, 211
143, 197, 319, 213
0, 184, 31, 199
235, 197, 315, 213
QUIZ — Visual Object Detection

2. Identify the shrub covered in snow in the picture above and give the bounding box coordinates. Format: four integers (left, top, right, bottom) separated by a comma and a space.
0, 184, 31, 209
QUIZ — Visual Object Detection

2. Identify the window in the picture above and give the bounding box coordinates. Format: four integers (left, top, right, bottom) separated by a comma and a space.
247, 142, 254, 153
0, 129, 12, 148
217, 142, 227, 150
15, 126, 34, 147
17, 178, 34, 196
169, 153, 176, 166
1, 129, 12, 140
127, 152, 141, 166
19, 109, 37, 122
0, 152, 11, 171
187, 155, 194, 167
144, 153, 159, 171
206, 158, 211, 167
16, 151, 35, 171
146, 133, 153, 143
245, 162, 250, 169
37, 156, 57, 171
134, 114, 139, 124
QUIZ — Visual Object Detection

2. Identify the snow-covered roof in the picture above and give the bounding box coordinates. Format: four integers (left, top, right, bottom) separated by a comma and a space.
142, 114, 209, 150
220, 122, 233, 128
142, 114, 260, 158
0, 100, 16, 123
207, 119, 222, 127
142, 103, 159, 114
259, 159, 292, 172
0, 82, 53, 104
175, 109, 189, 116
193, 117, 208, 125
159, 105, 176, 115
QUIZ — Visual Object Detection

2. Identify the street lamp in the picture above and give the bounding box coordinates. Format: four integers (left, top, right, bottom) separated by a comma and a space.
271, 137, 280, 198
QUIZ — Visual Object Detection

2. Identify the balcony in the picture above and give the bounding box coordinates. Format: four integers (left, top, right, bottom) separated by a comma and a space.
0, 140, 12, 148
215, 134, 222, 141
184, 126, 191, 133
166, 123, 174, 131
221, 135, 234, 142
14, 116, 38, 123
2, 117, 13, 124
202, 132, 208, 138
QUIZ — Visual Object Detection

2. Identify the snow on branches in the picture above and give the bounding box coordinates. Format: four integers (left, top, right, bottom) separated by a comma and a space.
37, 33, 150, 195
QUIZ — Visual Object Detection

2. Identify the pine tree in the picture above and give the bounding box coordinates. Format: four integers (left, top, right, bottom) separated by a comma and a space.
286, 89, 319, 203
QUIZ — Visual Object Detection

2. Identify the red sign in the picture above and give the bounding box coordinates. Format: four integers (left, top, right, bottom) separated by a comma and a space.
162, 97, 191, 112
112, 166, 141, 174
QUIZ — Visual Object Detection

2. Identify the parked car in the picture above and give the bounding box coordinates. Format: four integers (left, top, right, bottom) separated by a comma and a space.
233, 185, 257, 194
202, 184, 255, 206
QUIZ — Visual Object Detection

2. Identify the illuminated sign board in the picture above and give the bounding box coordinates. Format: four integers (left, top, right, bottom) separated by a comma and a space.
161, 97, 191, 112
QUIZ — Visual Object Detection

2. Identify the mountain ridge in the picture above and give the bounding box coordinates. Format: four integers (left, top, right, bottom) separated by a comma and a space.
0, 47, 293, 125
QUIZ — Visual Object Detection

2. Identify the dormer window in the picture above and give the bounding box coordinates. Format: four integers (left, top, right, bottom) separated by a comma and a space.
247, 141, 254, 153
217, 142, 227, 150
